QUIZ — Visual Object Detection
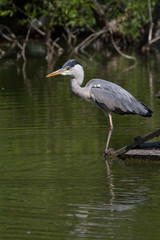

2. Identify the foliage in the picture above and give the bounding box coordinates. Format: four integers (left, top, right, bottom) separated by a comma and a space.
97, 0, 156, 39
0, 0, 95, 31
117, 0, 156, 39
0, 0, 16, 17
0, 0, 158, 42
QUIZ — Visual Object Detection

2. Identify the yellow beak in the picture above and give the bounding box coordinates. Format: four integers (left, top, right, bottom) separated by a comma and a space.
46, 68, 64, 78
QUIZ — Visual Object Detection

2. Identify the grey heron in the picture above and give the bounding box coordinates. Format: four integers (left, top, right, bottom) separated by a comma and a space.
46, 59, 153, 156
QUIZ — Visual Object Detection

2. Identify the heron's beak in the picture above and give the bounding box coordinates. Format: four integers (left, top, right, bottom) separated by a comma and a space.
46, 68, 65, 78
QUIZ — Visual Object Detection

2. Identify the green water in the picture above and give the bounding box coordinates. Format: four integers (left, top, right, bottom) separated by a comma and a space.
0, 53, 160, 239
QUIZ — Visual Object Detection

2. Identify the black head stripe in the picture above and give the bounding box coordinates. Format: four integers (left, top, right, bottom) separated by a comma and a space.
62, 59, 80, 69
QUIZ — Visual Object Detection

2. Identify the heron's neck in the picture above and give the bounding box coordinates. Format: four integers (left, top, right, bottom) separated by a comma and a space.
70, 73, 90, 100
70, 76, 83, 97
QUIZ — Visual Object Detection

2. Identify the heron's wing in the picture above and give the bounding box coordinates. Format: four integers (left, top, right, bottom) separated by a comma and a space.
89, 79, 149, 115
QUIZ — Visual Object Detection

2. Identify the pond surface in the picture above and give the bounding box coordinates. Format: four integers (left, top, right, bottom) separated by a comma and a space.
0, 52, 160, 239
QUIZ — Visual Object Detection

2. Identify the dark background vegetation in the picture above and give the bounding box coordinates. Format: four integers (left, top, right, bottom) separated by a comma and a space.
0, 0, 160, 60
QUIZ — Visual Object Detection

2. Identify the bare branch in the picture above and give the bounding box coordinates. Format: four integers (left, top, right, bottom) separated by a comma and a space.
22, 27, 31, 61
81, 16, 96, 33
0, 24, 23, 50
0, 23, 32, 60
150, 35, 160, 45
110, 29, 136, 61
30, 22, 46, 36
142, 0, 160, 52
148, 0, 154, 44
0, 48, 5, 58
64, 26, 77, 48
73, 28, 109, 54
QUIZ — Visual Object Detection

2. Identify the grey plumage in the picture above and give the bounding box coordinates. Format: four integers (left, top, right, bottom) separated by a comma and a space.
46, 59, 153, 156
87, 79, 152, 117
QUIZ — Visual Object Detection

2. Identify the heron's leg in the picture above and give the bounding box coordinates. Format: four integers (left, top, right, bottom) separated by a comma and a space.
104, 112, 114, 154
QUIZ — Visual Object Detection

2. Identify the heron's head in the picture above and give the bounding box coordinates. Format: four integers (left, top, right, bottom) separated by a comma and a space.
46, 59, 83, 78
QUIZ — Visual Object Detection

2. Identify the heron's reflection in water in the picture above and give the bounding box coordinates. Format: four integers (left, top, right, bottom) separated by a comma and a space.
105, 159, 115, 208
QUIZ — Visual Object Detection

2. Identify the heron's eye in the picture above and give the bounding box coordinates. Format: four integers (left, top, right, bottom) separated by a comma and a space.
66, 66, 70, 70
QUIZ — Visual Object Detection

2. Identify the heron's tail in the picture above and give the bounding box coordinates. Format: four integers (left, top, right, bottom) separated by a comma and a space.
145, 108, 153, 117
141, 103, 153, 117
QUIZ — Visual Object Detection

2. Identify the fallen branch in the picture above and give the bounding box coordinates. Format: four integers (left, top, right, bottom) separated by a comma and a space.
115, 129, 160, 156
156, 91, 160, 98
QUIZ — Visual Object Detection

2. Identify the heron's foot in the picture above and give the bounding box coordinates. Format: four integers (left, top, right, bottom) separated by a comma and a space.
103, 148, 115, 158
103, 152, 107, 159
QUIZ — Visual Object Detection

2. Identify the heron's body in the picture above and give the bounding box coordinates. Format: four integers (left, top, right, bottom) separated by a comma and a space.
72, 78, 151, 117
46, 59, 152, 156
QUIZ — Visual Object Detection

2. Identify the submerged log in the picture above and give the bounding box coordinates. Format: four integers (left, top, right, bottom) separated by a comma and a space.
125, 149, 160, 160
115, 129, 160, 157
156, 91, 160, 98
